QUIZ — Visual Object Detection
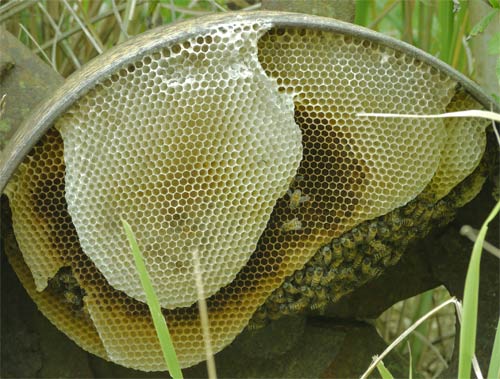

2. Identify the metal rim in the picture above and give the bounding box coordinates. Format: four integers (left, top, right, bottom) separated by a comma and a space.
1, 10, 498, 192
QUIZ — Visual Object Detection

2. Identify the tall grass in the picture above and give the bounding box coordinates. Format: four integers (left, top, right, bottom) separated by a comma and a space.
0, 0, 255, 77
360, 110, 500, 379
458, 199, 500, 379
354, 0, 473, 74
368, 197, 500, 379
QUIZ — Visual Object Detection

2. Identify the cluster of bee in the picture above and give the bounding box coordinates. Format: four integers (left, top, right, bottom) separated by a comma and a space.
48, 266, 86, 313
248, 152, 492, 330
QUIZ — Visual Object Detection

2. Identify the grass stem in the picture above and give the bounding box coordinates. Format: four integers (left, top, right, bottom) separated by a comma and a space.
361, 297, 458, 379
192, 249, 218, 379
122, 219, 183, 379
458, 200, 500, 379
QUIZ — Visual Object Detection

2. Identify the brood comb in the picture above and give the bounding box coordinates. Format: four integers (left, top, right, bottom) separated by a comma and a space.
1, 12, 498, 371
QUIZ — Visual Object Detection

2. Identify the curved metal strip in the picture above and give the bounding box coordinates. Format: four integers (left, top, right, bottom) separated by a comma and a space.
0, 10, 498, 192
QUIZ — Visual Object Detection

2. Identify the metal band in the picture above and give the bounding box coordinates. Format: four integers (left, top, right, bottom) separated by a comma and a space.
1, 11, 498, 192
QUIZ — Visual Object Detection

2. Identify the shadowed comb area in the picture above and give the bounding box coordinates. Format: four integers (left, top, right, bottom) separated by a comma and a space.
3, 14, 493, 371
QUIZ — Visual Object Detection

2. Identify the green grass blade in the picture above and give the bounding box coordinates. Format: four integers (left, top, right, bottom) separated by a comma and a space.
450, 1, 468, 70
458, 200, 500, 379
487, 318, 500, 379
468, 8, 499, 39
401, 0, 414, 44
360, 298, 457, 379
122, 219, 184, 379
417, 0, 434, 51
496, 58, 500, 91
437, 0, 454, 64
376, 360, 395, 379
355, 0, 371, 26
488, 33, 500, 55
409, 290, 434, 369
408, 342, 413, 379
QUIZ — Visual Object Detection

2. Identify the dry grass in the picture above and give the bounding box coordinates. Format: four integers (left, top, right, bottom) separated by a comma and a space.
0, 0, 260, 77
376, 286, 457, 378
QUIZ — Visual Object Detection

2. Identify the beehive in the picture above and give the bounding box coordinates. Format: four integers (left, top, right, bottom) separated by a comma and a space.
1, 12, 495, 371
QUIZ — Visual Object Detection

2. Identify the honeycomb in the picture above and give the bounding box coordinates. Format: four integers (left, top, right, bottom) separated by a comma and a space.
427, 90, 490, 200
3, 16, 492, 372
57, 22, 302, 309
2, 130, 107, 359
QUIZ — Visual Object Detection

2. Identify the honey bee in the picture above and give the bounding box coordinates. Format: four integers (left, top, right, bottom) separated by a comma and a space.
309, 252, 323, 267
329, 292, 343, 303
247, 320, 267, 330
49, 267, 86, 311
278, 303, 292, 316
401, 218, 414, 227
365, 265, 384, 277
361, 257, 373, 275
331, 239, 343, 256
338, 267, 356, 282
331, 282, 344, 294
367, 223, 378, 241
252, 308, 268, 321
281, 218, 302, 232
63, 291, 83, 308
283, 281, 300, 295
370, 241, 392, 261
287, 189, 310, 210
268, 309, 283, 320
420, 203, 435, 222
369, 240, 387, 255
402, 200, 418, 216
270, 288, 287, 304
342, 246, 357, 262
373, 248, 393, 263
288, 297, 309, 312
386, 252, 402, 266
432, 201, 453, 221
305, 267, 315, 285
310, 301, 328, 311
391, 223, 412, 241
411, 202, 427, 220
352, 253, 363, 268
311, 267, 324, 286
299, 285, 315, 299
340, 236, 355, 250
388, 213, 402, 231
350, 226, 365, 244
59, 271, 79, 290
320, 268, 336, 286
377, 223, 391, 239
331, 256, 344, 269
314, 287, 328, 302
293, 270, 305, 286
320, 245, 332, 266
50, 267, 78, 291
